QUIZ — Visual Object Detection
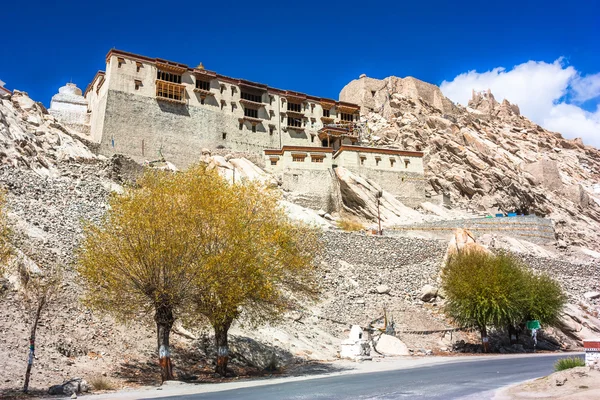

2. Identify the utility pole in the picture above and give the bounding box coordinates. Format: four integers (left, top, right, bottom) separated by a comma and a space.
377, 190, 383, 235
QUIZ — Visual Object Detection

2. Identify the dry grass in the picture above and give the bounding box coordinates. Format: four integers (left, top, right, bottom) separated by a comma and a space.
337, 219, 364, 232
88, 375, 116, 391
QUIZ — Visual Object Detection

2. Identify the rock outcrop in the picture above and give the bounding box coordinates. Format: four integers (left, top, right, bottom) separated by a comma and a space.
340, 76, 600, 253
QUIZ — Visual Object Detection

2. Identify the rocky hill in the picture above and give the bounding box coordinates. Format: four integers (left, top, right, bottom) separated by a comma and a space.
0, 86, 599, 395
341, 75, 600, 254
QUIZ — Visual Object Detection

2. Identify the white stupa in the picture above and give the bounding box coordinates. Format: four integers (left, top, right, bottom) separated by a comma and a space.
49, 83, 90, 134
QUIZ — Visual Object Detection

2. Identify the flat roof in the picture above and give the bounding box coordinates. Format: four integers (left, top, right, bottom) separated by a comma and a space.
101, 49, 360, 109
334, 145, 424, 158
264, 146, 335, 155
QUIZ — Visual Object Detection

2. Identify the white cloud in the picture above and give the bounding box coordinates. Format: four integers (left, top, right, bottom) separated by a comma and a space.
440, 59, 600, 148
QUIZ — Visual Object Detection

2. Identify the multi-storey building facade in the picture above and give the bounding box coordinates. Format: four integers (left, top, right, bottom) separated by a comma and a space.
82, 49, 362, 167
48, 49, 426, 211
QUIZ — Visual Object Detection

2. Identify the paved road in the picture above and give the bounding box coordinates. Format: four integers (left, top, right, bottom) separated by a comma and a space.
149, 354, 579, 400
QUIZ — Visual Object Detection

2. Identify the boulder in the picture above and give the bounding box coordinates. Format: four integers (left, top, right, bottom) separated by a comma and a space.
48, 378, 89, 396
375, 334, 409, 356
420, 284, 438, 302
584, 292, 600, 300
376, 284, 391, 294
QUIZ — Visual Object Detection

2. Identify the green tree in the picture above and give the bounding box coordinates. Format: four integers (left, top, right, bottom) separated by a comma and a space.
188, 177, 321, 376
77, 167, 222, 382
521, 271, 566, 326
441, 250, 528, 352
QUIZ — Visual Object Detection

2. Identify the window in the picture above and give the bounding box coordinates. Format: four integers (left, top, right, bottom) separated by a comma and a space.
288, 102, 302, 112
371, 90, 376, 96
156, 80, 185, 102
270, 159, 278, 166
244, 108, 258, 118
157, 70, 182, 84
239, 123, 243, 130
360, 156, 366, 165
136, 62, 142, 72
222, 132, 227, 140
340, 112, 353, 122
196, 80, 210, 91
311, 156, 324, 163
292, 155, 306, 162
288, 117, 302, 127
404, 159, 410, 168
117, 57, 125, 68
390, 158, 396, 167
375, 157, 381, 166
252, 125, 256, 133
241, 92, 262, 103
269, 126, 275, 135
323, 109, 330, 117
134, 79, 142, 90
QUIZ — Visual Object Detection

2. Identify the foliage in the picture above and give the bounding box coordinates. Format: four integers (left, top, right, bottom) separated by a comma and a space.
337, 218, 364, 232
554, 357, 585, 371
186, 167, 321, 375
88, 375, 116, 391
77, 166, 225, 381
77, 168, 217, 322
77, 164, 320, 379
521, 271, 566, 325
442, 250, 528, 331
0, 191, 13, 275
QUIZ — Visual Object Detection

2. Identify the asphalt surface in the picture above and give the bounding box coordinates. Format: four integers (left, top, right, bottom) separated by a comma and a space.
147, 354, 576, 400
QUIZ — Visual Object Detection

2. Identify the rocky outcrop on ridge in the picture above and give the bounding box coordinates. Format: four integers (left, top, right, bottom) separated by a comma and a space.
340, 75, 600, 252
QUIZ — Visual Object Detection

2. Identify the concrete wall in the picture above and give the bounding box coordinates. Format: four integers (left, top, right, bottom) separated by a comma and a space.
333, 148, 426, 207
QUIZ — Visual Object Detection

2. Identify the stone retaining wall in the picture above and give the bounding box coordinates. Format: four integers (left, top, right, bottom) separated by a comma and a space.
390, 215, 555, 244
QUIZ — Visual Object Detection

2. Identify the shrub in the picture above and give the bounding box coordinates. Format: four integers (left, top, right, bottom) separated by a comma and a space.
337, 219, 364, 232
89, 375, 116, 391
554, 357, 585, 371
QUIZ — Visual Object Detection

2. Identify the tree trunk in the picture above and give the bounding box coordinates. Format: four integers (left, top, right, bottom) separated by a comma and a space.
155, 306, 175, 382
481, 326, 489, 353
213, 320, 232, 377
508, 324, 517, 344
23, 297, 45, 393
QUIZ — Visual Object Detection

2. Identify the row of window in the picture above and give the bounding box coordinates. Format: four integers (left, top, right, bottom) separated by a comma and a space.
290, 155, 325, 163
152, 70, 356, 121
241, 91, 262, 103
359, 156, 411, 168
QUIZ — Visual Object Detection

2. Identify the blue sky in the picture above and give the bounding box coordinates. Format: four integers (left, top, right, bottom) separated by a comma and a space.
3, 0, 599, 145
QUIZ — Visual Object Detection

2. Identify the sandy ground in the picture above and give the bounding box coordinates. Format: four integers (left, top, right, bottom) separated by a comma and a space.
495, 365, 600, 399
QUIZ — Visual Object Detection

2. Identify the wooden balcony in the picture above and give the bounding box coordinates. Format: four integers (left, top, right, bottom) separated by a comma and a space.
286, 110, 305, 118
239, 98, 264, 109
193, 88, 214, 99
238, 117, 262, 126
156, 80, 186, 103
320, 116, 335, 124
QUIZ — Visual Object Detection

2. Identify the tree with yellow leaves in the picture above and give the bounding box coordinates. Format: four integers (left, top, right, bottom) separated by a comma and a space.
77, 167, 224, 381
188, 178, 321, 376
78, 165, 320, 381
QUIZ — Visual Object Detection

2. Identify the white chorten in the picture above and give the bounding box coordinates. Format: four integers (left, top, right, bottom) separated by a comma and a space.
49, 83, 90, 134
